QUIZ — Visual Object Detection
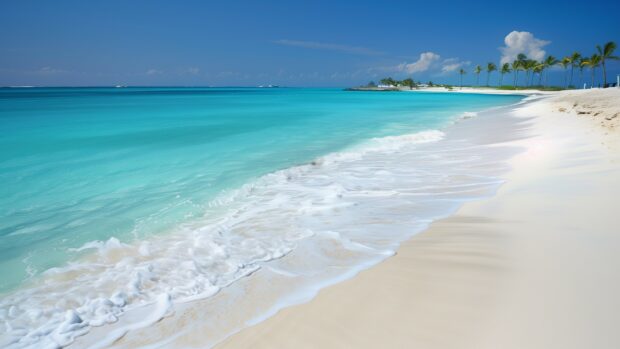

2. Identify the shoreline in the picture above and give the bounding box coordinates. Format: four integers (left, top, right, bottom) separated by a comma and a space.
346, 86, 561, 95
67, 93, 528, 349
217, 89, 620, 348
6, 89, 618, 349
407, 86, 559, 95
1, 90, 524, 349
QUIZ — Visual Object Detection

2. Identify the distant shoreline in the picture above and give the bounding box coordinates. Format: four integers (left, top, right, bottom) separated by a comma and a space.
346, 85, 575, 95
344, 87, 402, 91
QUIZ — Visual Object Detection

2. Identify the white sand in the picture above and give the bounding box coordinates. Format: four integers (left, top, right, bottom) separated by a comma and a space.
538, 88, 620, 131
409, 86, 559, 95
83, 89, 620, 349
217, 89, 620, 349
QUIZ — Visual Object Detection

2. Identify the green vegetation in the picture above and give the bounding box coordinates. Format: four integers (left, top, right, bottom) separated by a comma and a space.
381, 41, 620, 91
581, 54, 602, 88
367, 40, 617, 91
486, 63, 497, 86
559, 56, 571, 87
501, 41, 617, 89
543, 55, 558, 87
568, 52, 581, 87
499, 63, 511, 86
379, 77, 398, 87
375, 77, 417, 89
401, 78, 415, 89
597, 42, 619, 86
474, 65, 482, 86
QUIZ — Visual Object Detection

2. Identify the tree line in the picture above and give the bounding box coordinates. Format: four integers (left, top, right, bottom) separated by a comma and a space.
461, 41, 618, 89
374, 41, 618, 90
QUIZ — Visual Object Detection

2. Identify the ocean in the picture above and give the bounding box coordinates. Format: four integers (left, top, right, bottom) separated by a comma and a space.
0, 87, 523, 348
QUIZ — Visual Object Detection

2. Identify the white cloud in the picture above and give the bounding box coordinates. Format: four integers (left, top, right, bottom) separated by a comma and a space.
396, 52, 441, 74
500, 31, 550, 64
440, 58, 470, 74
274, 39, 383, 56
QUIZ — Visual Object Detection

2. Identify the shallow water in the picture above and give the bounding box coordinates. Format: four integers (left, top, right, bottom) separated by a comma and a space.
0, 87, 522, 348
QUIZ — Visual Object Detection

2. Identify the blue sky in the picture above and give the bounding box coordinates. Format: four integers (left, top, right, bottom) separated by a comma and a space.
1, 0, 619, 87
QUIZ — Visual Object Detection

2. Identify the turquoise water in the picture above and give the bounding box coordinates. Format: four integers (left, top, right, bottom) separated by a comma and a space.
0, 88, 519, 290
0, 87, 526, 348
0, 87, 520, 293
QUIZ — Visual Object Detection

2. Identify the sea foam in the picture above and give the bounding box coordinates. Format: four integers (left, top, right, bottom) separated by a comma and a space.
0, 122, 513, 348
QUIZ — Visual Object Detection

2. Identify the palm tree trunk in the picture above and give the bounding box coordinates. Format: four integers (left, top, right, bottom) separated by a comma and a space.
591, 67, 595, 88
564, 69, 567, 88
527, 71, 531, 87
570, 65, 574, 87
602, 61, 607, 86
514, 71, 518, 87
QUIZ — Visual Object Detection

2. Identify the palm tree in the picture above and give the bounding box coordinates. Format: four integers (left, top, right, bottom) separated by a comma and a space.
499, 63, 511, 86
581, 54, 602, 88
459, 68, 466, 89
596, 41, 619, 86
522, 59, 537, 87
511, 60, 521, 87
401, 78, 415, 90
380, 77, 398, 87
568, 52, 581, 87
486, 62, 497, 86
543, 55, 558, 87
512, 54, 527, 87
578, 57, 586, 87
530, 59, 538, 86
559, 57, 571, 88
534, 62, 545, 86
474, 65, 482, 86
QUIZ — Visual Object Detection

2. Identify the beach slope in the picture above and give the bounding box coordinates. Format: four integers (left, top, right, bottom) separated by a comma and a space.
218, 89, 620, 349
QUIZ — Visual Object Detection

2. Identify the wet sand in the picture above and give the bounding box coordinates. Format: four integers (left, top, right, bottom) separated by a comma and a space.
217, 89, 620, 349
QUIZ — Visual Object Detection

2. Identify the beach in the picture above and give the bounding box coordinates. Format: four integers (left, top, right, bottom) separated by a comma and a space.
0, 88, 525, 348
216, 88, 620, 349
413, 86, 559, 95
3, 1, 619, 348
2, 88, 619, 349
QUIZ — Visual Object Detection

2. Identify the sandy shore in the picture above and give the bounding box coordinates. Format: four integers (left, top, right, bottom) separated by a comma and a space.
350, 86, 556, 95
410, 86, 559, 95
218, 89, 620, 349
